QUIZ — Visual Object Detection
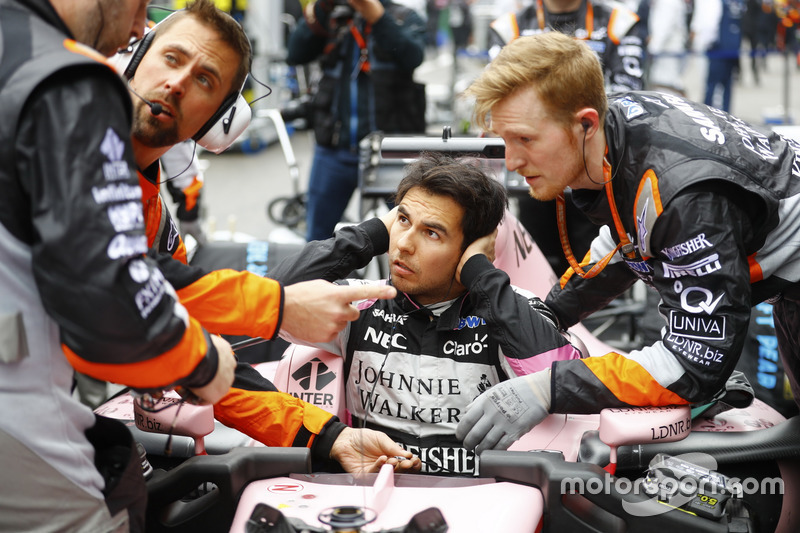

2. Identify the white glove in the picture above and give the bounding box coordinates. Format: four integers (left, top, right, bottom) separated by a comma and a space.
456, 370, 551, 454
180, 219, 208, 246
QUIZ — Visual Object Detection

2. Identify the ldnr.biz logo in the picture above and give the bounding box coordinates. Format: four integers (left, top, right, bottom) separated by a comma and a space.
291, 358, 337, 407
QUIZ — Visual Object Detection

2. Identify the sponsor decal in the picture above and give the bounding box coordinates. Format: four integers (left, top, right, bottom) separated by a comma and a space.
784, 136, 800, 179
443, 333, 489, 356
711, 107, 778, 162
661, 93, 725, 144
134, 266, 167, 318
103, 160, 130, 181
268, 483, 304, 493
663, 254, 722, 278
128, 258, 150, 283
372, 307, 407, 325
456, 316, 486, 330
641, 95, 669, 109
290, 358, 337, 407
619, 97, 645, 120
637, 202, 649, 255
356, 387, 462, 424
364, 326, 407, 350
665, 333, 725, 366
669, 310, 726, 340
661, 233, 713, 260
586, 40, 607, 54
402, 444, 477, 475
92, 183, 142, 204
100, 128, 125, 161
674, 281, 723, 314
624, 257, 653, 274
107, 233, 147, 260
167, 217, 180, 252
107, 201, 143, 232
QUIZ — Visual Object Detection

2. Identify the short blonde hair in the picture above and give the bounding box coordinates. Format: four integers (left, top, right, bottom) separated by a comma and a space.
466, 32, 607, 131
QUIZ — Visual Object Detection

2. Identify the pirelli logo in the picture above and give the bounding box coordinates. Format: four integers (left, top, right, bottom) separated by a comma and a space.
662, 254, 721, 278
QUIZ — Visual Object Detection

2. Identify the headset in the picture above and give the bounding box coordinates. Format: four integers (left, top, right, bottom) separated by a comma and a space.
117, 15, 252, 154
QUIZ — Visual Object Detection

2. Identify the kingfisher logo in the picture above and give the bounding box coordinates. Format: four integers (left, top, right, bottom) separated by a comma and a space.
290, 358, 337, 406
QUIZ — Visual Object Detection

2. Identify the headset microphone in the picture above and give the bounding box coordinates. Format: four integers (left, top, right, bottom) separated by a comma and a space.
127, 79, 163, 116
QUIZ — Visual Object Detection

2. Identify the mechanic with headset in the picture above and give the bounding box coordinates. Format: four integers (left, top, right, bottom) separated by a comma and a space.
488, 0, 646, 276
116, 0, 418, 475
271, 152, 584, 476
0, 0, 234, 531
455, 32, 800, 453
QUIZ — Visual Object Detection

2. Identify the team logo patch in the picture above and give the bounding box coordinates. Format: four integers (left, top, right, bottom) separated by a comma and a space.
675, 282, 723, 315
619, 97, 646, 120
100, 128, 125, 161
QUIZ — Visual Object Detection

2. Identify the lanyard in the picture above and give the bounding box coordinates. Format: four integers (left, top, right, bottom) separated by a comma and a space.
536, 0, 594, 36
349, 21, 371, 74
556, 157, 636, 279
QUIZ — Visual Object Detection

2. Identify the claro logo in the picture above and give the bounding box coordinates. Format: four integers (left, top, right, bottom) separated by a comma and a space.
443, 334, 489, 356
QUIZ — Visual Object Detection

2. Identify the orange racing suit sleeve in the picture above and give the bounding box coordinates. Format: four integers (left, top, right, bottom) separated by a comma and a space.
139, 166, 343, 455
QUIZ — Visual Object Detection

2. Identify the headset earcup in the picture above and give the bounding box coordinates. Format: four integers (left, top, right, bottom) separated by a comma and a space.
194, 93, 251, 154
122, 31, 155, 80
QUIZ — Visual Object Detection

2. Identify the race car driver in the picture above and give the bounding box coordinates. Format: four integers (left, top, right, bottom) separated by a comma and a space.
272, 152, 584, 475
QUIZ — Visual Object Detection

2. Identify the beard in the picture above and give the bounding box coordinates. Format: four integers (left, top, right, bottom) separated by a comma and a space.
131, 101, 181, 148
528, 137, 585, 201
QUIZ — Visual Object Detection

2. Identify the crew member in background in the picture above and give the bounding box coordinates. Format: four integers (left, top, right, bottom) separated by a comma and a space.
488, 0, 645, 276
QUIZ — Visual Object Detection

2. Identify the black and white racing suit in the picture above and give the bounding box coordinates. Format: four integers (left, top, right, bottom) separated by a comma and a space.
489, 0, 645, 93
545, 90, 800, 413
274, 218, 582, 475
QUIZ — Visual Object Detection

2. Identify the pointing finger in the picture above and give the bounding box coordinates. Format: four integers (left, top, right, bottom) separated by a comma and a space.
337, 284, 397, 303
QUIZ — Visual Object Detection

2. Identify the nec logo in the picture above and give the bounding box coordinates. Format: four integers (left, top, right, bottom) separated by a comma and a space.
364, 327, 407, 350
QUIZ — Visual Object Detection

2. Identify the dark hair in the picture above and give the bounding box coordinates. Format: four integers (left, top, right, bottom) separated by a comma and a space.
393, 152, 508, 250
153, 0, 251, 94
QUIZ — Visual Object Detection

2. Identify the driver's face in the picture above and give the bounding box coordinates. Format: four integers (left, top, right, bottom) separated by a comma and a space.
388, 188, 466, 305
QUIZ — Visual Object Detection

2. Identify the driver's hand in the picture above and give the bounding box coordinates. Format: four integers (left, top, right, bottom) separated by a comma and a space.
331, 427, 421, 475
456, 370, 551, 454
456, 229, 498, 283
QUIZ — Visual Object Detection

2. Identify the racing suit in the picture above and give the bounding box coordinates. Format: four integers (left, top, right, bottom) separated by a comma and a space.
545, 90, 800, 413
273, 219, 582, 475
138, 164, 348, 460
0, 0, 219, 528
489, 0, 645, 93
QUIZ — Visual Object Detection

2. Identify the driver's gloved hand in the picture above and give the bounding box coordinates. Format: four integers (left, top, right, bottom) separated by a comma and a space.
456, 370, 551, 454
